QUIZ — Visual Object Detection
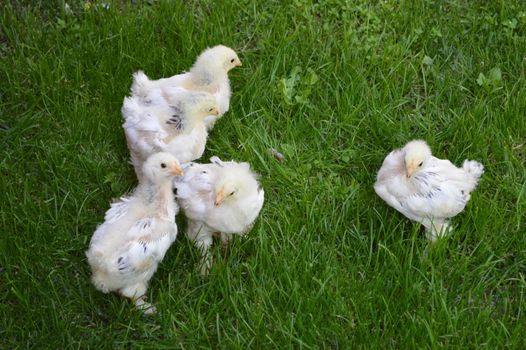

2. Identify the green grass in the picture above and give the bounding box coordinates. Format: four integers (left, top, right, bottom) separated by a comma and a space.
1, 0, 526, 348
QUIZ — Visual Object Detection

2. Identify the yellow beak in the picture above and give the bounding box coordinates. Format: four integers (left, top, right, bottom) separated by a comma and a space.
170, 164, 184, 177
235, 60, 242, 67
211, 109, 220, 116
214, 188, 225, 206
406, 164, 415, 178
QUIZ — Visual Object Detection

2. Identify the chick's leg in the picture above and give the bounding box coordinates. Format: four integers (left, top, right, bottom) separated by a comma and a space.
424, 218, 452, 242
119, 283, 156, 314
220, 232, 232, 249
134, 296, 157, 315
187, 220, 214, 275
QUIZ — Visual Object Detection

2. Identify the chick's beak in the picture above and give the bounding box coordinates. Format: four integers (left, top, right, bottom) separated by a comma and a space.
406, 164, 415, 178
211, 109, 220, 116
214, 188, 225, 207
235, 60, 242, 67
170, 164, 184, 177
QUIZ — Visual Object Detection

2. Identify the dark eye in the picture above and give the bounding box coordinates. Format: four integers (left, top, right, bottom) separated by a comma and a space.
161, 163, 166, 168
229, 191, 235, 196
230, 58, 235, 63
418, 162, 423, 167
208, 108, 214, 112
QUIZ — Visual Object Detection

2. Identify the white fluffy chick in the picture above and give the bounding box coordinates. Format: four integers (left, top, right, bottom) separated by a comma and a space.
374, 140, 484, 241
174, 156, 264, 274
122, 89, 219, 181
86, 152, 183, 314
131, 45, 241, 129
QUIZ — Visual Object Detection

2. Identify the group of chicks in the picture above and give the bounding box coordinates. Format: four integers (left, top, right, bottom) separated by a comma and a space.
85, 44, 485, 315
86, 45, 264, 314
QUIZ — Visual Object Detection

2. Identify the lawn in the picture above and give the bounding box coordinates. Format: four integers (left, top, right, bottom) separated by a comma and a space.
1, 0, 525, 348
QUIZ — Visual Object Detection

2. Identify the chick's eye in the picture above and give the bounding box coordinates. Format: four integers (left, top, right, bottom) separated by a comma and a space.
208, 108, 214, 112
418, 162, 423, 167
229, 191, 235, 196
161, 163, 166, 168
230, 58, 235, 63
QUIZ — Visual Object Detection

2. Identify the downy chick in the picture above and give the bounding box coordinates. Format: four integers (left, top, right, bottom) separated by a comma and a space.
174, 156, 264, 274
122, 90, 218, 181
131, 45, 241, 129
374, 140, 484, 241
86, 152, 183, 314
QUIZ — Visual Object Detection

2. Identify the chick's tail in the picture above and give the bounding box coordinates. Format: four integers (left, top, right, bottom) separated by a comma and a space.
462, 160, 484, 192
130, 71, 167, 106
131, 71, 153, 98
121, 96, 141, 123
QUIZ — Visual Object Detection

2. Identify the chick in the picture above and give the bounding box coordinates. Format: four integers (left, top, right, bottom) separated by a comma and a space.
131, 45, 241, 129
374, 140, 484, 241
86, 152, 183, 314
174, 156, 264, 274
122, 89, 219, 181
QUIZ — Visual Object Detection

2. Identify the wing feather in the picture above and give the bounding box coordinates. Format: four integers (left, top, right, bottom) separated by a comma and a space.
114, 218, 177, 275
